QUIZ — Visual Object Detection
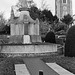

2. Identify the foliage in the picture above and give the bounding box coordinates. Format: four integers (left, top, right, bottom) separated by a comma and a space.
54, 22, 67, 32
29, 6, 40, 20
44, 31, 56, 43
41, 9, 53, 22
0, 13, 10, 35
65, 25, 75, 57
0, 13, 6, 26
27, 0, 36, 7
40, 21, 49, 35
29, 6, 54, 22
53, 15, 59, 24
61, 14, 73, 25
0, 57, 24, 75
0, 25, 10, 35
46, 15, 59, 32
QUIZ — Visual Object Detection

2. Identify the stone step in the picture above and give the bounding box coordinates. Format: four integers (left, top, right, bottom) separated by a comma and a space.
15, 64, 30, 75
46, 63, 74, 75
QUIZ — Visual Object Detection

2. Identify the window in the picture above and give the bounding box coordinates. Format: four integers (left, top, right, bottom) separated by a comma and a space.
63, 0, 67, 3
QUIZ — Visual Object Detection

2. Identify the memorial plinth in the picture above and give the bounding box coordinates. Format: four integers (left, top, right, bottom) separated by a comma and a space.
0, 0, 58, 57
10, 10, 41, 44
0, 43, 57, 57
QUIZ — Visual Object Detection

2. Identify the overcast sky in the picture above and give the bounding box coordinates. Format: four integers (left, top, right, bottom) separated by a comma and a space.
0, 0, 75, 19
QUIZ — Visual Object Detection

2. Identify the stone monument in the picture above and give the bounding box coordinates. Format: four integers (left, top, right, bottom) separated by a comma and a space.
0, 0, 58, 57
9, 0, 41, 44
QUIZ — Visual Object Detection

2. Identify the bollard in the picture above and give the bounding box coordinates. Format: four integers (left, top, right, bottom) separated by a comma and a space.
39, 70, 43, 75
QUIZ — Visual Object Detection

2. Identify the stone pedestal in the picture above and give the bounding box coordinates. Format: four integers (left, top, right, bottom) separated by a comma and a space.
30, 35, 42, 43
28, 22, 39, 35
10, 6, 41, 44
8, 35, 23, 44
23, 35, 31, 44
28, 23, 35, 35
10, 24, 16, 35
10, 24, 24, 35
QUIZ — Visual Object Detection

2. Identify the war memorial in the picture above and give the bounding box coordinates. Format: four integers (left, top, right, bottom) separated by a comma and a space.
0, 0, 75, 75
0, 0, 57, 57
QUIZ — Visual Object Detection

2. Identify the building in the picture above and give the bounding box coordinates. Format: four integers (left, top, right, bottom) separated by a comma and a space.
55, 0, 72, 19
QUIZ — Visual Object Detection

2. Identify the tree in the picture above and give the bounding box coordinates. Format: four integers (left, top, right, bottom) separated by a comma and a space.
16, 0, 36, 9
29, 6, 40, 20
42, 9, 53, 22
29, 6, 53, 21
53, 15, 59, 24
41, 0, 49, 10
0, 13, 10, 35
65, 25, 75, 57
61, 14, 73, 25
15, 2, 22, 8
50, 15, 59, 31
0, 13, 6, 26
27, 0, 36, 8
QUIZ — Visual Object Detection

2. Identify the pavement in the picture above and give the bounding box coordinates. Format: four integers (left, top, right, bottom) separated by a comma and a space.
46, 63, 74, 75
15, 64, 30, 75
15, 58, 74, 75
23, 58, 59, 75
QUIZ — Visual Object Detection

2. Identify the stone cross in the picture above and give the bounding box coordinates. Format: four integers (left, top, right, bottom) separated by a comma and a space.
19, 0, 28, 8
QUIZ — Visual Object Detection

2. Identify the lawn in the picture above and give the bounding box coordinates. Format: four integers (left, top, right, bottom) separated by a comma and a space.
0, 54, 75, 75
42, 55, 75, 74
0, 57, 24, 75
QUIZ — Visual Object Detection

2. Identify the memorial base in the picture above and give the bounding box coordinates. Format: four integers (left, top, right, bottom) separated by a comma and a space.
0, 43, 57, 57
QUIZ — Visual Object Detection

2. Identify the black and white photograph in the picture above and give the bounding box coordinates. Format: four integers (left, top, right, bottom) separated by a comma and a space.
0, 0, 75, 75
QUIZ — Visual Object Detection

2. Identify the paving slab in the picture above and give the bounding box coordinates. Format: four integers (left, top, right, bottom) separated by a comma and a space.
23, 58, 59, 75
15, 64, 30, 75
46, 63, 74, 75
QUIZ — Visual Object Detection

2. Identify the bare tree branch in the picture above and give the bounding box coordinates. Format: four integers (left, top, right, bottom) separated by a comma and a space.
41, 0, 49, 10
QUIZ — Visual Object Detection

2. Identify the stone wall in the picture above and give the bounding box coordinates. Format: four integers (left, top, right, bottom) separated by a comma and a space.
0, 43, 57, 54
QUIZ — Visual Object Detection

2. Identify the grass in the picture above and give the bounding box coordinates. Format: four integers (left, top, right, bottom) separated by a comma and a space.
0, 57, 24, 75
0, 54, 75, 75
42, 55, 75, 74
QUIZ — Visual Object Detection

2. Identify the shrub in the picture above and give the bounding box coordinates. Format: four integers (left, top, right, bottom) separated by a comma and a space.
65, 25, 75, 57
44, 31, 56, 43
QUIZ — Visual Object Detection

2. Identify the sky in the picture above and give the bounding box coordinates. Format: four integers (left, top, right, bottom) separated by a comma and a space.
0, 0, 75, 19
